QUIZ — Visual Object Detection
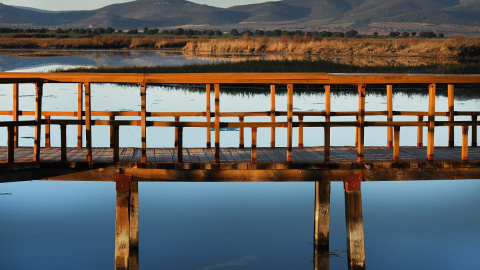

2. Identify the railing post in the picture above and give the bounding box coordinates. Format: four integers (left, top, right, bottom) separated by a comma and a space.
472, 116, 477, 148
177, 126, 183, 163
45, 115, 51, 148
427, 84, 436, 161
7, 125, 14, 163
110, 116, 115, 148
174, 116, 180, 149
214, 84, 220, 163
314, 180, 331, 255
85, 82, 92, 162
140, 83, 147, 163
77, 83, 83, 148
60, 124, 67, 162
448, 84, 455, 147
357, 84, 366, 162
13, 83, 19, 148
239, 116, 245, 148
113, 124, 120, 162
462, 126, 469, 161
115, 174, 132, 270
393, 126, 400, 162
206, 84, 211, 149
251, 127, 257, 163
33, 83, 43, 162
417, 115, 424, 147
298, 116, 304, 148
287, 84, 293, 162
270, 85, 276, 148
387, 85, 393, 148
324, 85, 331, 162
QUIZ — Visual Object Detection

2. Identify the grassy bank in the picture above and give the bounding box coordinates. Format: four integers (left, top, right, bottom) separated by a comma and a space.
1, 35, 480, 58
57, 59, 480, 74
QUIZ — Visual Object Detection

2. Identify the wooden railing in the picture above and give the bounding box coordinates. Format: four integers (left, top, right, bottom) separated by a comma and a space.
0, 73, 479, 164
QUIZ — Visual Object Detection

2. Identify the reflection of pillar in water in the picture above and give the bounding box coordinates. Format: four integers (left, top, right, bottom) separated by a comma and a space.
115, 174, 139, 270
314, 181, 330, 270
344, 175, 365, 270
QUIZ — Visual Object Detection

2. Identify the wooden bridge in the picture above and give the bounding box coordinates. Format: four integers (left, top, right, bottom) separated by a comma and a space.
1, 72, 479, 270
0, 72, 479, 182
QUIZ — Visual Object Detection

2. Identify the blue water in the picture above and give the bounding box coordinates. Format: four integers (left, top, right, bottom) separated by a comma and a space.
0, 51, 479, 269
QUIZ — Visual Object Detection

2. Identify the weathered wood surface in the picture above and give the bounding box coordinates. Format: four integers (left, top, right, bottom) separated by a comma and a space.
1, 146, 479, 163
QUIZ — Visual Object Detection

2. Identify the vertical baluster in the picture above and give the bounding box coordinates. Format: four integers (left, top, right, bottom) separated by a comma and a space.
77, 83, 83, 148
287, 84, 293, 162
324, 85, 331, 162
298, 116, 304, 148
239, 116, 244, 148
448, 84, 455, 147
140, 83, 147, 163
177, 126, 183, 163
393, 126, 400, 162
427, 84, 436, 161
13, 83, 19, 148
214, 84, 220, 163
387, 85, 393, 148
417, 115, 424, 147
270, 85, 276, 148
251, 127, 257, 163
206, 84, 211, 149
33, 83, 43, 162
357, 84, 366, 163
472, 116, 477, 147
45, 115, 51, 148
60, 124, 67, 162
85, 82, 92, 162
462, 126, 468, 161
7, 125, 14, 163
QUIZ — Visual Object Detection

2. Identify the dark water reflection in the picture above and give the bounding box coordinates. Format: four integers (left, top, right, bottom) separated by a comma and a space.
1, 180, 479, 269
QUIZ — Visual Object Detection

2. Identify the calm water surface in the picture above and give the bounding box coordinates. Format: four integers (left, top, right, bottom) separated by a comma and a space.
0, 51, 479, 270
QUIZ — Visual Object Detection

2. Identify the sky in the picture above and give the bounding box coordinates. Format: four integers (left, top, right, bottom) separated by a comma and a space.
0, 0, 273, 11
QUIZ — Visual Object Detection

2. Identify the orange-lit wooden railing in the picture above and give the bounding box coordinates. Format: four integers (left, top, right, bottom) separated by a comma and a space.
0, 73, 479, 164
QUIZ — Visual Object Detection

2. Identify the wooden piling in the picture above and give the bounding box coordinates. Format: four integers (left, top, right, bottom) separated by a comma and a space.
357, 84, 366, 163
314, 181, 330, 270
387, 85, 393, 148
270, 85, 276, 148
33, 83, 43, 162
115, 176, 131, 270
324, 85, 331, 162
85, 82, 92, 162
77, 83, 83, 148
141, 83, 147, 163
214, 84, 220, 163
427, 84, 436, 161
287, 84, 293, 162
251, 127, 257, 163
206, 84, 211, 149
448, 84, 454, 147
129, 181, 139, 270
344, 175, 366, 270
13, 83, 19, 148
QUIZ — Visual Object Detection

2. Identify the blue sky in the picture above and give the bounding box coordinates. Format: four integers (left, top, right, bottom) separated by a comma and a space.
1, 0, 274, 11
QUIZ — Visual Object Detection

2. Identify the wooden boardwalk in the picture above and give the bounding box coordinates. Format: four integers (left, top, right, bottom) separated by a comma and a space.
1, 146, 479, 164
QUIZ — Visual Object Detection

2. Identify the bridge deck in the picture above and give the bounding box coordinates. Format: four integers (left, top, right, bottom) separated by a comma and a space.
1, 146, 479, 163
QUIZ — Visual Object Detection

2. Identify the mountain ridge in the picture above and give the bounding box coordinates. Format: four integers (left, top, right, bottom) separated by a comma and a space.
0, 0, 479, 34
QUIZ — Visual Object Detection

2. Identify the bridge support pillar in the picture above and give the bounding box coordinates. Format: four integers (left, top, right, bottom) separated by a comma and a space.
344, 174, 366, 270
114, 174, 139, 270
314, 181, 330, 270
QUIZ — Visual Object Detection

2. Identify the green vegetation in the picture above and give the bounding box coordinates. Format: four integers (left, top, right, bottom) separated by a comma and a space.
55, 59, 480, 74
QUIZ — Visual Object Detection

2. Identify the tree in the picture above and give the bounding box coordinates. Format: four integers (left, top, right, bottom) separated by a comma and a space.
389, 31, 399, 37
438, 33, 445, 38
411, 32, 416, 37
373, 32, 378, 36
214, 30, 222, 36
230, 29, 240, 36
419, 31, 436, 38
402, 31, 410, 38
174, 28, 184, 35
106, 27, 115, 34
143, 27, 149, 34
345, 29, 358, 38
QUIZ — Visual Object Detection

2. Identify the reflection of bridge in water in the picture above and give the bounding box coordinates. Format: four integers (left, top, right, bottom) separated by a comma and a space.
1, 73, 480, 269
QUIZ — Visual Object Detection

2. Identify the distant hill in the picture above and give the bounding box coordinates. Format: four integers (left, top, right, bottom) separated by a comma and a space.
1, 0, 479, 35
